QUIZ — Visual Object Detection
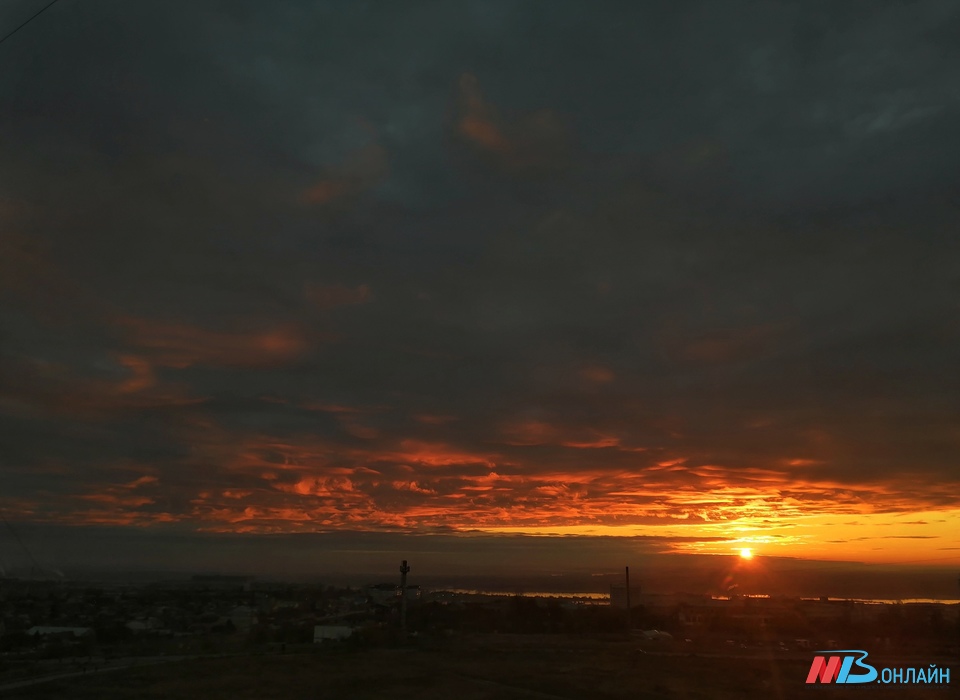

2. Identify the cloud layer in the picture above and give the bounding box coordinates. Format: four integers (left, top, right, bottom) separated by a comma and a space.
1, 0, 959, 567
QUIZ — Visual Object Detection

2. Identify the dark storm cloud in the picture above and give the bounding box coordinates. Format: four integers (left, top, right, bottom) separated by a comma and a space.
1, 0, 959, 546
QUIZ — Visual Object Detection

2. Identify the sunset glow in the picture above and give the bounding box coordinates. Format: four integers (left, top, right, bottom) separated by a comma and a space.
2, 1, 959, 590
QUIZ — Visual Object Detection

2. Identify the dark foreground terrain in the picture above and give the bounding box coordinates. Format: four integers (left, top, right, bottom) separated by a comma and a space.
1, 635, 954, 699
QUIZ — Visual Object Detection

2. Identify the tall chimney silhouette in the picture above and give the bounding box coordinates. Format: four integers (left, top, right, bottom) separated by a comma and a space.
400, 559, 410, 634
625, 566, 632, 632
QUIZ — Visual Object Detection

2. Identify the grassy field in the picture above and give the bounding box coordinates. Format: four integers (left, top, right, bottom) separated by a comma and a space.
2, 635, 954, 699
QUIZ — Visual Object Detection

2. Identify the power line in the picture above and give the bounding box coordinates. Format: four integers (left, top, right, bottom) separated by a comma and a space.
0, 0, 62, 49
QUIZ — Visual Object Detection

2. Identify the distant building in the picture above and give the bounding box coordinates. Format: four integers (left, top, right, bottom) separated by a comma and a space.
125, 620, 159, 633
313, 625, 354, 642
228, 605, 258, 632
366, 584, 421, 606
637, 629, 673, 640
190, 575, 253, 592
27, 626, 94, 639
678, 596, 794, 630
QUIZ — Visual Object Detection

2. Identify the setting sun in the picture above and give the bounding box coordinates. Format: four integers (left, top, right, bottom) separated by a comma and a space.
739, 548, 753, 560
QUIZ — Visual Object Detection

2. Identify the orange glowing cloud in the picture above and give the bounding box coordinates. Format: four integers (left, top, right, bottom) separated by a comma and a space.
304, 282, 373, 310
20, 408, 959, 564
500, 419, 559, 446
579, 365, 615, 384
0, 351, 207, 423
560, 433, 621, 449
76, 474, 160, 512
115, 355, 156, 394
500, 420, 634, 452
414, 414, 458, 425
662, 322, 789, 365
299, 401, 386, 440
456, 74, 570, 173
302, 141, 387, 206
302, 180, 352, 205
458, 74, 511, 154
277, 475, 357, 497
301, 402, 365, 414
116, 316, 311, 369
381, 439, 498, 468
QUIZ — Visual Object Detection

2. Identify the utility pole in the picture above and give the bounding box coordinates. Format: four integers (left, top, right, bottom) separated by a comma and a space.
625, 566, 632, 633
400, 559, 410, 635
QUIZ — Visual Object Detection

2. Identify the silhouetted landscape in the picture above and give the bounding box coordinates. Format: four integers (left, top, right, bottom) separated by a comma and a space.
1, 561, 957, 697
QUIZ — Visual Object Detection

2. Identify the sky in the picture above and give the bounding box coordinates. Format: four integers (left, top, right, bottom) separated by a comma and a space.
1, 1, 959, 586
